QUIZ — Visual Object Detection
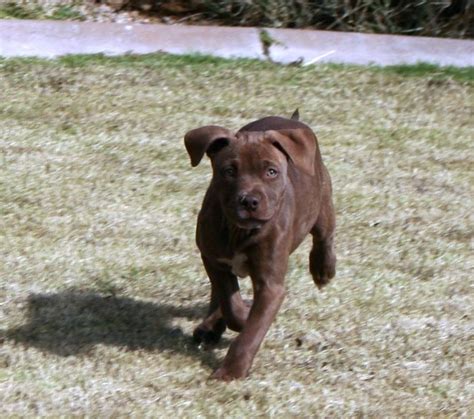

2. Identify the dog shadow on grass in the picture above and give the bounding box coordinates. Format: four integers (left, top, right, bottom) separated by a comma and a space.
4, 289, 228, 370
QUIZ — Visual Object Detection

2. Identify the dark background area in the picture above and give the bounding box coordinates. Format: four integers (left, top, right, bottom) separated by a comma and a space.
0, 0, 472, 39
109, 0, 473, 38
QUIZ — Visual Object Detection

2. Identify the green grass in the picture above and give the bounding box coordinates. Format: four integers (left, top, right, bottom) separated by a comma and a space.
49, 5, 84, 21
0, 1, 84, 21
379, 62, 474, 83
0, 53, 473, 416
0, 1, 43, 19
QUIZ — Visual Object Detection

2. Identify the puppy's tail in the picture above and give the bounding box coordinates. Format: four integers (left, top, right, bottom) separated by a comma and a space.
290, 108, 299, 121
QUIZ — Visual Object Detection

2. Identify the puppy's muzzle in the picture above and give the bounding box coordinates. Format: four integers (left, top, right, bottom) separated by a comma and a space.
238, 193, 260, 212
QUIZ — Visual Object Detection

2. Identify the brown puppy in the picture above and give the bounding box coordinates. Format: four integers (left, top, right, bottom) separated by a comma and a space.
184, 111, 336, 380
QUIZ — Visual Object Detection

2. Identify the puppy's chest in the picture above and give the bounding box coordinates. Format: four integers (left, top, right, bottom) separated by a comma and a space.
218, 253, 249, 278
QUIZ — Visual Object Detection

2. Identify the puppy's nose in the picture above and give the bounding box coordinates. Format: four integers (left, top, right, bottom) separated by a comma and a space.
239, 194, 259, 211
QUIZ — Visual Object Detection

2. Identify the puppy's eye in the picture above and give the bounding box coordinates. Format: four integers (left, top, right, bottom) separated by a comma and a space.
267, 168, 278, 178
223, 167, 236, 177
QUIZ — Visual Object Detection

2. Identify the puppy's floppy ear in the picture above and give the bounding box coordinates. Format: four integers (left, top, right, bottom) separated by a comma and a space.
266, 128, 317, 176
184, 126, 234, 167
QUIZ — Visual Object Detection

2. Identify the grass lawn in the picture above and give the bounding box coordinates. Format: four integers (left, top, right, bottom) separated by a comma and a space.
0, 54, 473, 416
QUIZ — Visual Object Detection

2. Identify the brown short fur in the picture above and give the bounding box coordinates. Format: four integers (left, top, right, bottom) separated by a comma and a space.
184, 111, 336, 380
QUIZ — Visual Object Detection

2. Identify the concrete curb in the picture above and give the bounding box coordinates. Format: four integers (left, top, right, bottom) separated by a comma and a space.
267, 28, 474, 67
0, 19, 473, 67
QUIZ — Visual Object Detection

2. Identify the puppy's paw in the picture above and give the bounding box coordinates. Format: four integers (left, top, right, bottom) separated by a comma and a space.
193, 320, 226, 345
310, 250, 336, 289
210, 365, 248, 381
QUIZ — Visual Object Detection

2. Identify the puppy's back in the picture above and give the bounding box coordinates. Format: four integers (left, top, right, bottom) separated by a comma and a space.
239, 116, 310, 133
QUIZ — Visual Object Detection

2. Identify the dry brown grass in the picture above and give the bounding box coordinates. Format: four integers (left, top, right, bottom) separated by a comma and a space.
0, 54, 473, 416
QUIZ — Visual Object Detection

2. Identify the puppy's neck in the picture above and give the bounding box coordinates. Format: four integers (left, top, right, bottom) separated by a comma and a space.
223, 218, 260, 252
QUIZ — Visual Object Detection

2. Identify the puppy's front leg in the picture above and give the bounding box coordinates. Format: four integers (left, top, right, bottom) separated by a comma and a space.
212, 249, 287, 381
194, 256, 250, 343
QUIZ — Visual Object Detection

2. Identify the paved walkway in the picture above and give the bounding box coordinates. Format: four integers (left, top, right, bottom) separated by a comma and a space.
0, 19, 473, 67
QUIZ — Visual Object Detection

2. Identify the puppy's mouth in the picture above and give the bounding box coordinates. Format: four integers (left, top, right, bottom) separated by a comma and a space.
232, 209, 271, 230
234, 218, 266, 230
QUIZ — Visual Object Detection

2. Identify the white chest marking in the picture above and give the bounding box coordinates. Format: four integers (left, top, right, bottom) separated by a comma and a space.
218, 253, 249, 278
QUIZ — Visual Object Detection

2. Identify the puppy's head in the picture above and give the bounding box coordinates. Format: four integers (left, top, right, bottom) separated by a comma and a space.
184, 125, 316, 230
